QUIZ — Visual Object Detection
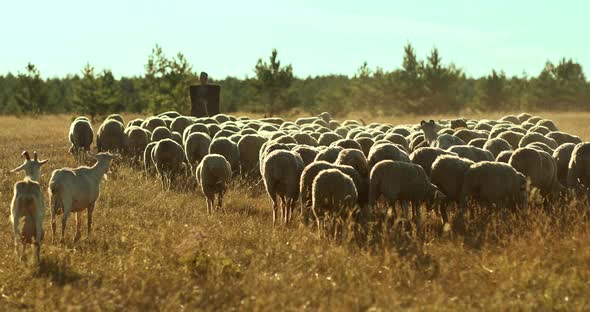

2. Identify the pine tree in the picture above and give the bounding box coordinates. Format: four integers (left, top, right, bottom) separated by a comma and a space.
254, 49, 294, 116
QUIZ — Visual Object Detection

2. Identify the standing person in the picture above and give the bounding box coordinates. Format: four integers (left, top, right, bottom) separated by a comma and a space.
190, 72, 221, 117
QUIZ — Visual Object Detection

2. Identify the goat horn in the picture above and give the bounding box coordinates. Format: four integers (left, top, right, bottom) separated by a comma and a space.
22, 151, 31, 161
34, 151, 38, 161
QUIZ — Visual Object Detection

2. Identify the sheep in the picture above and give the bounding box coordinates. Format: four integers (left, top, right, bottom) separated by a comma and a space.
106, 113, 124, 125
69, 117, 94, 161
209, 137, 240, 173
566, 143, 590, 195
158, 111, 181, 119
311, 169, 358, 235
546, 131, 582, 146
335, 148, 369, 178
368, 160, 445, 229
97, 119, 126, 153
183, 123, 210, 145
293, 132, 319, 147
509, 147, 563, 197
170, 116, 194, 135
318, 132, 342, 146
409, 147, 456, 177
263, 150, 304, 224
236, 134, 267, 177
536, 119, 559, 132
528, 125, 551, 135
499, 115, 520, 124
143, 141, 158, 175
519, 132, 558, 149
48, 152, 117, 244
299, 161, 367, 224
517, 113, 532, 123
382, 133, 410, 152
468, 138, 487, 149
314, 146, 344, 163
125, 126, 150, 162
496, 150, 513, 163
259, 142, 291, 175
355, 137, 375, 157
459, 161, 527, 217
292, 145, 320, 167
127, 118, 144, 128
553, 143, 576, 187
141, 117, 167, 132
483, 138, 513, 159
526, 141, 555, 155
497, 130, 524, 149
367, 143, 410, 169
449, 145, 494, 162
152, 139, 186, 190
10, 151, 48, 264
151, 126, 173, 142
184, 132, 212, 173
196, 154, 232, 214
331, 138, 363, 151
454, 129, 487, 144
430, 155, 474, 225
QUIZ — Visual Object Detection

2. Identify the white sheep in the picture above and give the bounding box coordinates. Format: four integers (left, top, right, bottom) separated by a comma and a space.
69, 117, 94, 161
9, 151, 48, 264
311, 169, 358, 236
448, 145, 494, 163
509, 147, 563, 197
184, 132, 212, 173
263, 150, 304, 224
367, 142, 410, 169
553, 143, 576, 187
409, 147, 456, 177
48, 152, 118, 244
125, 126, 150, 162
209, 137, 240, 173
458, 161, 527, 218
97, 119, 127, 153
369, 160, 445, 230
429, 155, 474, 225
335, 148, 369, 178
152, 138, 186, 190
566, 143, 590, 195
196, 154, 232, 214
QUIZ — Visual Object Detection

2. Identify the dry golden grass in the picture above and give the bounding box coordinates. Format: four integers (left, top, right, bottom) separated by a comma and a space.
1, 112, 590, 311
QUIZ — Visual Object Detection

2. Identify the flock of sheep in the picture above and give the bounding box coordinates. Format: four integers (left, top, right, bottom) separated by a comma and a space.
9, 110, 590, 265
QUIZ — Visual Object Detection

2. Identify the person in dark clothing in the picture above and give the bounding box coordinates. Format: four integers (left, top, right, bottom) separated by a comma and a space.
190, 72, 221, 117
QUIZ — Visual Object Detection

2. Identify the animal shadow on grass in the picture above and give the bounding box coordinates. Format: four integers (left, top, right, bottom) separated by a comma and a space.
34, 256, 82, 287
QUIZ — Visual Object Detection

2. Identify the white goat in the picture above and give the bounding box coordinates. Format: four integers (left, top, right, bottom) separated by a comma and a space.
48, 152, 118, 244
10, 151, 49, 264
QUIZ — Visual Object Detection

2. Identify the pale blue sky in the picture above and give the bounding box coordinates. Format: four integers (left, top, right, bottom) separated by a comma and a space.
1, 0, 588, 79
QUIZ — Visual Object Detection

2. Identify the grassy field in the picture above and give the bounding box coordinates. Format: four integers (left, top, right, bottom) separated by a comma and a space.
1, 112, 590, 311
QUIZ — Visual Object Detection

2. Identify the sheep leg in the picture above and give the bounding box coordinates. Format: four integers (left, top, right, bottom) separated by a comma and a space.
74, 212, 82, 242
270, 193, 278, 225
206, 196, 212, 214
217, 191, 224, 212
87, 202, 95, 238
412, 200, 421, 234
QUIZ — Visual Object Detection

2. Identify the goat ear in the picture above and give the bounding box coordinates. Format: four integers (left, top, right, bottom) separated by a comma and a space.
420, 120, 426, 126
429, 119, 435, 124
10, 163, 25, 173
39, 159, 49, 165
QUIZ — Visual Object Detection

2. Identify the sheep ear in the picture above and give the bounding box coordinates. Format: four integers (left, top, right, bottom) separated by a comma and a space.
38, 159, 49, 165
10, 163, 25, 173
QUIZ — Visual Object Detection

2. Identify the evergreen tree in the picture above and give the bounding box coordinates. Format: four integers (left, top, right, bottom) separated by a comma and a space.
254, 49, 293, 116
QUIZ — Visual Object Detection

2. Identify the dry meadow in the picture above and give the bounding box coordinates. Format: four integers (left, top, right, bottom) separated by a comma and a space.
1, 112, 590, 311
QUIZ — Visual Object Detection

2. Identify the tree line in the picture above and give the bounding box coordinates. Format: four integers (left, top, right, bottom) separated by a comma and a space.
0, 43, 588, 118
